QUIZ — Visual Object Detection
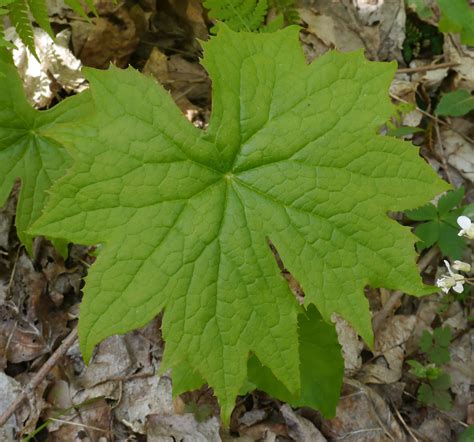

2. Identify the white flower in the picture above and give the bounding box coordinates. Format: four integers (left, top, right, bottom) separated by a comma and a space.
452, 260, 471, 273
457, 216, 474, 239
436, 260, 465, 294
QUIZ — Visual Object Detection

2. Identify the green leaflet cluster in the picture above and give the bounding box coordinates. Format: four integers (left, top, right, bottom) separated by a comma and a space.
406, 188, 470, 259
203, 0, 299, 32
2, 26, 448, 421
204, 0, 269, 31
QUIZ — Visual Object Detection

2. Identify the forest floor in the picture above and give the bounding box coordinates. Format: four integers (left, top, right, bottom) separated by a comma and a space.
0, 0, 473, 441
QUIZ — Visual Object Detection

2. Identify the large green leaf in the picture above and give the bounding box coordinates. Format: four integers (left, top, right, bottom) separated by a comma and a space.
0, 60, 91, 253
32, 26, 448, 419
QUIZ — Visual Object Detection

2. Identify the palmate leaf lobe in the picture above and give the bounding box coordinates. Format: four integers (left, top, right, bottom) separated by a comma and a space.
32, 25, 449, 419
0, 59, 91, 253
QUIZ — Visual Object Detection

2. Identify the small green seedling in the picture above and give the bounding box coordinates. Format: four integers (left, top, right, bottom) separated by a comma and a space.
408, 361, 452, 410
407, 326, 453, 410
419, 326, 452, 366
459, 425, 474, 442
406, 188, 471, 259
408, 359, 443, 380
417, 372, 452, 411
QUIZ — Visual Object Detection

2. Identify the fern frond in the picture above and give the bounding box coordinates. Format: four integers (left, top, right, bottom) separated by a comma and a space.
8, 0, 37, 57
270, 0, 299, 25
64, 0, 97, 19
204, 0, 268, 32
83, 0, 98, 14
28, 0, 54, 38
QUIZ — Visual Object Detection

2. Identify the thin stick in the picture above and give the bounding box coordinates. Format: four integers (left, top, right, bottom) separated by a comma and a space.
434, 119, 455, 184
48, 418, 107, 433
392, 402, 420, 441
390, 94, 474, 145
397, 62, 459, 74
0, 327, 78, 428
417, 246, 439, 272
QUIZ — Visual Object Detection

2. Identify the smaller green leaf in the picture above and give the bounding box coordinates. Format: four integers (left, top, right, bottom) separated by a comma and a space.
419, 330, 432, 352
459, 426, 474, 442
386, 126, 424, 138
420, 327, 451, 366
408, 360, 443, 380
407, 359, 427, 378
418, 377, 452, 410
438, 222, 465, 259
436, 90, 474, 117
443, 209, 464, 228
414, 221, 440, 249
406, 203, 438, 221
437, 188, 464, 216
0, 46, 12, 62
433, 327, 452, 347
247, 304, 344, 417
462, 203, 474, 219
431, 372, 452, 390
436, 0, 474, 46
174, 304, 344, 418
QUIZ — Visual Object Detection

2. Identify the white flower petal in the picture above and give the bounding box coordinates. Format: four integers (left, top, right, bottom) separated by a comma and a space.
453, 282, 464, 293
444, 260, 454, 276
457, 216, 472, 230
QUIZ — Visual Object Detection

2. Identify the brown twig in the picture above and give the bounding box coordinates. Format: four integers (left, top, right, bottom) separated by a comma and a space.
434, 119, 454, 184
397, 61, 459, 74
391, 401, 421, 441
0, 327, 78, 428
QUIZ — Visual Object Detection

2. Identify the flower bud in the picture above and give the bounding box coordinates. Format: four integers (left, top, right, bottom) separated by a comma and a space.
452, 260, 471, 273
